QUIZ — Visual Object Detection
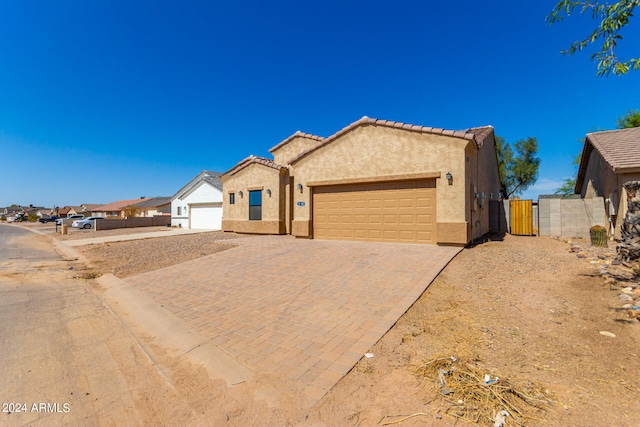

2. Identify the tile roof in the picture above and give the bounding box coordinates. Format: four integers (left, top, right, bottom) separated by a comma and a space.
268, 131, 325, 153
289, 117, 494, 165
93, 198, 151, 212
587, 127, 640, 170
171, 170, 223, 201
57, 206, 72, 215
574, 127, 640, 193
222, 155, 285, 177
81, 204, 103, 211
576, 127, 640, 192
129, 197, 172, 209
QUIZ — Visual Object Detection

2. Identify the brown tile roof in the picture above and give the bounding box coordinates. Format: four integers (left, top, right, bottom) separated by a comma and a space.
268, 131, 325, 153
93, 198, 151, 212
222, 155, 285, 177
57, 206, 71, 215
576, 127, 640, 192
289, 117, 493, 165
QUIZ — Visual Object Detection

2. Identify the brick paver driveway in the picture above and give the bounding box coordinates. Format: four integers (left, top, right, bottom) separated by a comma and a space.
125, 235, 461, 406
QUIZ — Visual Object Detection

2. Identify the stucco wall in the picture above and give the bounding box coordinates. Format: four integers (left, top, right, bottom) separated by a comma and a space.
271, 136, 319, 167
292, 124, 468, 222
171, 181, 222, 228
579, 149, 640, 238
221, 163, 286, 234
474, 133, 502, 237
613, 173, 640, 239
581, 149, 617, 200
289, 124, 500, 244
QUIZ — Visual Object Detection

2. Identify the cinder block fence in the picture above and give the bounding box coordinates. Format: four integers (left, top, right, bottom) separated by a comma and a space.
538, 194, 606, 238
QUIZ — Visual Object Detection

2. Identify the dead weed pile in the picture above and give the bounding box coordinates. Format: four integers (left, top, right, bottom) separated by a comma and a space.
415, 355, 553, 426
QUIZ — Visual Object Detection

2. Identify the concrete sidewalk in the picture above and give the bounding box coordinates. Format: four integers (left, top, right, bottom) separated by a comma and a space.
60, 228, 214, 246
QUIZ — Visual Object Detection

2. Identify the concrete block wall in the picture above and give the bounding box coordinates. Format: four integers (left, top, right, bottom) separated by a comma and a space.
538, 196, 606, 238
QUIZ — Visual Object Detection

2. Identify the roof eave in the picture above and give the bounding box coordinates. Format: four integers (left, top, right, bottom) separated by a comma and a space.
289, 117, 490, 165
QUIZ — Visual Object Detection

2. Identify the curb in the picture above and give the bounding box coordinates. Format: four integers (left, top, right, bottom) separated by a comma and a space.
96, 273, 252, 387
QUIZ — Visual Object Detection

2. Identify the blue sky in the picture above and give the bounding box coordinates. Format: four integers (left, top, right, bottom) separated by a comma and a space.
1, 0, 639, 208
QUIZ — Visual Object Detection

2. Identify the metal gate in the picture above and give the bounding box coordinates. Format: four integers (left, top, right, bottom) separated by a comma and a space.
510, 199, 533, 235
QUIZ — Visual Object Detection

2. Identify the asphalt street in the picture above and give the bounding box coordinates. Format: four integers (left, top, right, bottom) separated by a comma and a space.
0, 224, 61, 265
0, 224, 191, 425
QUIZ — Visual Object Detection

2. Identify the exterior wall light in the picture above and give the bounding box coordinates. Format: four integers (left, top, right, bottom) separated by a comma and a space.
445, 172, 452, 180
296, 183, 303, 193
238, 191, 243, 198
266, 189, 271, 197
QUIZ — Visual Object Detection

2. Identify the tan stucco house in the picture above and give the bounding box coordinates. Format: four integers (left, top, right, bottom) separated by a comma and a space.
221, 117, 502, 246
575, 126, 640, 239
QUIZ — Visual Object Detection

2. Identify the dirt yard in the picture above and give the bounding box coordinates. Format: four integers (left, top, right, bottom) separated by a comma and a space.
74, 232, 640, 426
78, 230, 243, 277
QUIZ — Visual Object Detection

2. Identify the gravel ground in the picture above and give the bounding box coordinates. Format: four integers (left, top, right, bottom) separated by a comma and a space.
65, 229, 640, 425
79, 231, 244, 278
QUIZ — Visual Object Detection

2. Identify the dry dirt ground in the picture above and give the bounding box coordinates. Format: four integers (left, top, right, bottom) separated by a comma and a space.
10, 223, 640, 426
76, 230, 243, 278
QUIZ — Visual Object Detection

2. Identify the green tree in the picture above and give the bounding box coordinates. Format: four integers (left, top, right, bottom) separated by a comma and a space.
496, 136, 541, 199
617, 109, 640, 128
546, 0, 640, 76
555, 151, 583, 194
122, 206, 142, 218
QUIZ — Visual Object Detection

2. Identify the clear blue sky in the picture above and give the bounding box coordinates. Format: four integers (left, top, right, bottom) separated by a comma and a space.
1, 0, 639, 208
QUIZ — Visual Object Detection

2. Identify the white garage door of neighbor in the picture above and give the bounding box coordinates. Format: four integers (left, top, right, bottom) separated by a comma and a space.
190, 205, 222, 230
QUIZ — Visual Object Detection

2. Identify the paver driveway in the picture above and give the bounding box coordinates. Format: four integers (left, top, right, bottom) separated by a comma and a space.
124, 235, 461, 406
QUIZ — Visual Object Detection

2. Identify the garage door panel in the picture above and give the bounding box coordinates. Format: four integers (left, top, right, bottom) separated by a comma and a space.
416, 214, 433, 224
383, 198, 397, 208
383, 214, 397, 224
399, 214, 414, 224
368, 199, 381, 209
398, 198, 414, 208
190, 206, 222, 230
313, 180, 436, 244
354, 229, 367, 238
353, 200, 366, 209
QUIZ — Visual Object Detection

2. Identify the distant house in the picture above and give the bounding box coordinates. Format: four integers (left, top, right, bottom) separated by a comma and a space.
56, 206, 72, 218
1, 206, 28, 220
171, 171, 223, 229
128, 197, 172, 217
92, 198, 151, 218
575, 126, 640, 239
81, 204, 103, 213
66, 206, 84, 216
34, 208, 53, 218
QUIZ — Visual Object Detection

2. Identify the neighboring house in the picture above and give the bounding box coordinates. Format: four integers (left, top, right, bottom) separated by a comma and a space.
66, 206, 84, 216
222, 117, 501, 246
575, 126, 640, 239
1, 205, 43, 220
34, 208, 52, 218
171, 171, 223, 229
56, 206, 72, 218
81, 204, 103, 213
92, 198, 151, 218
128, 197, 172, 217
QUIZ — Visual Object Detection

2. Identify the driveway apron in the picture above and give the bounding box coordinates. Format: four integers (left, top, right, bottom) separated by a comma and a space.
124, 235, 461, 405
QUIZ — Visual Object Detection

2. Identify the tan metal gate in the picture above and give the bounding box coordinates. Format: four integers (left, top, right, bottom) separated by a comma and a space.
510, 199, 533, 235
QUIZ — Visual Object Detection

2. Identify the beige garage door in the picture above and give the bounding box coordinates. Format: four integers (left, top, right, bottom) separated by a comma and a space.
313, 180, 436, 244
